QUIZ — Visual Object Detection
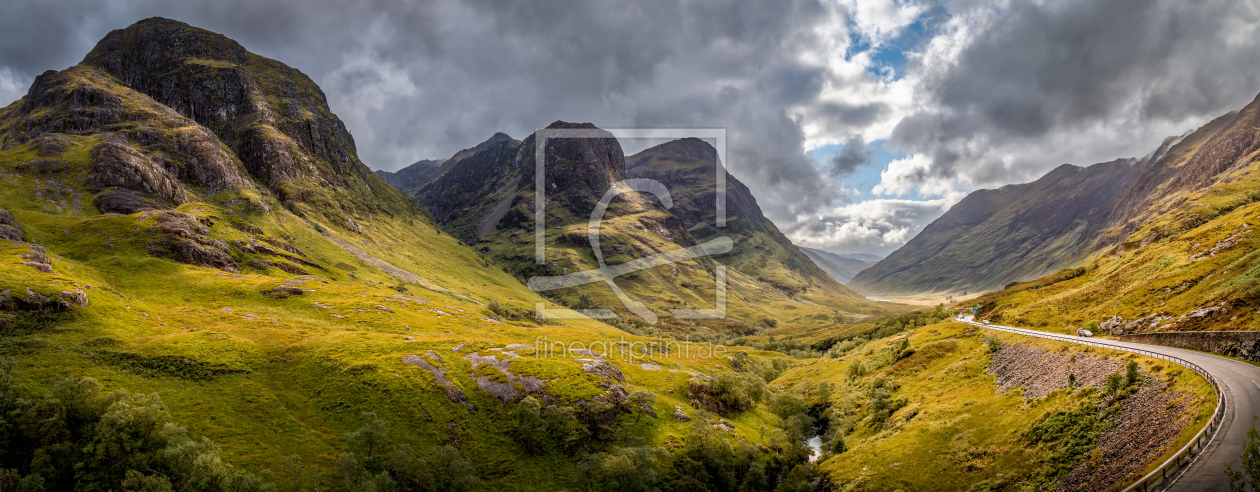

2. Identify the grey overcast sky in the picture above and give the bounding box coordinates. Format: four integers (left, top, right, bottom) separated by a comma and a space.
3, 0, 1259, 255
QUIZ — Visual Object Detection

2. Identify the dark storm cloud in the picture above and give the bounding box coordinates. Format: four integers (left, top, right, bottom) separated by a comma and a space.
0, 0, 846, 225
890, 0, 1260, 189
817, 101, 889, 127
6, 0, 1260, 255
828, 135, 872, 176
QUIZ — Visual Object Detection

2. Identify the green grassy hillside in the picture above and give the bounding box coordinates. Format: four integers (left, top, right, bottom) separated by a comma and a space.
0, 17, 851, 492
413, 127, 906, 341
852, 92, 1260, 299
775, 321, 1213, 491
973, 152, 1260, 333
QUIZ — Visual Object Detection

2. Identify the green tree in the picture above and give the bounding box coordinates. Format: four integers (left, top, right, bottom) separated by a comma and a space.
513, 397, 546, 454
426, 446, 477, 492
846, 361, 867, 381
768, 393, 807, 420
346, 412, 392, 463
81, 392, 172, 487
627, 391, 656, 424
121, 470, 173, 492
597, 447, 660, 492
543, 405, 590, 454
280, 455, 311, 492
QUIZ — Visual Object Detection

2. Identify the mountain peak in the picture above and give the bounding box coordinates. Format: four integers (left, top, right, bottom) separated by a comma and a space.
82, 18, 250, 76
70, 17, 406, 213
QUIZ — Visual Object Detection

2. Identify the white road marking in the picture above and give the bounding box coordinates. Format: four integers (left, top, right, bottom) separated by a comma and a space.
1253, 381, 1259, 391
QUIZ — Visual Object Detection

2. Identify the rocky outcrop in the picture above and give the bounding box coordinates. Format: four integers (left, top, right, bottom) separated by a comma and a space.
88, 137, 188, 212
19, 244, 53, 274
174, 126, 253, 191
576, 358, 626, 383
462, 350, 546, 404
4, 66, 256, 201
27, 133, 71, 157
673, 405, 692, 422
1101, 302, 1236, 335
402, 352, 473, 410
0, 207, 23, 241
80, 17, 376, 197
144, 211, 238, 272
9, 70, 124, 144
0, 285, 86, 313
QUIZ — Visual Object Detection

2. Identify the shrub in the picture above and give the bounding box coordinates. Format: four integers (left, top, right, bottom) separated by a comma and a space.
769, 393, 808, 419
1104, 373, 1125, 395
1021, 398, 1107, 484
1125, 360, 1140, 387
866, 378, 906, 425
829, 436, 847, 454
846, 361, 868, 381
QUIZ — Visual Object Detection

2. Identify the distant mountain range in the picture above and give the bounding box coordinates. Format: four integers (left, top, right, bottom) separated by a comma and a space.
851, 94, 1260, 297
797, 247, 881, 284
374, 159, 441, 192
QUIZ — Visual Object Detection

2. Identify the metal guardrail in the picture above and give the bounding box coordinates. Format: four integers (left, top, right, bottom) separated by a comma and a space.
963, 319, 1227, 492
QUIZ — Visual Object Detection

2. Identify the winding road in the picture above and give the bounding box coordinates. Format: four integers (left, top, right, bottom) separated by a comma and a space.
963, 317, 1259, 492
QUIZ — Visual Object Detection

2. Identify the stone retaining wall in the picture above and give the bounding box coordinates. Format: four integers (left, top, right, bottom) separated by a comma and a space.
1118, 331, 1260, 362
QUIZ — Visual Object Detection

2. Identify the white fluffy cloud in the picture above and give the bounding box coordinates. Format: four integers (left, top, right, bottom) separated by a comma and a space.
786, 197, 960, 255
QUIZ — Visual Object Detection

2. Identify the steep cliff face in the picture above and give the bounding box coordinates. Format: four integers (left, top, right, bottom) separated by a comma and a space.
626, 138, 866, 300
417, 137, 524, 242
76, 17, 404, 212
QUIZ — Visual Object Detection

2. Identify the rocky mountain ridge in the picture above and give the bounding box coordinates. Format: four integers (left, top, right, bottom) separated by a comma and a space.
411, 127, 888, 333
852, 92, 1260, 296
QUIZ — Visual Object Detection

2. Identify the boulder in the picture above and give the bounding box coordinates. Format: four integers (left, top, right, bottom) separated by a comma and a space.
24, 262, 53, 274
265, 285, 305, 299
673, 405, 691, 422
59, 289, 89, 307
577, 358, 626, 383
